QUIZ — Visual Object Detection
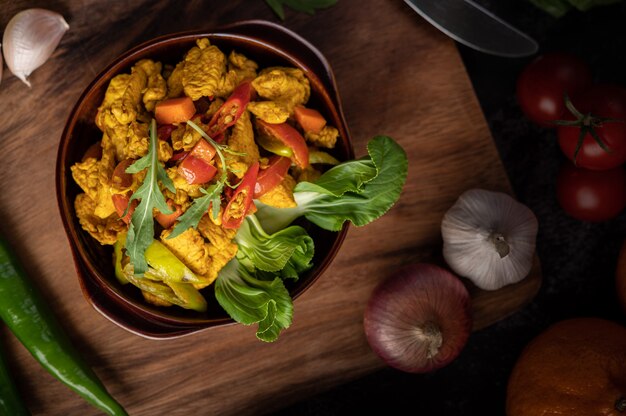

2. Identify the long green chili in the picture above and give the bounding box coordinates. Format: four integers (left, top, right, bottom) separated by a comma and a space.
0, 237, 127, 415
0, 336, 29, 416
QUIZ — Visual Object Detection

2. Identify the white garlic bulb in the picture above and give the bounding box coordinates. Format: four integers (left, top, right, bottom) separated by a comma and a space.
2, 9, 69, 87
441, 189, 538, 291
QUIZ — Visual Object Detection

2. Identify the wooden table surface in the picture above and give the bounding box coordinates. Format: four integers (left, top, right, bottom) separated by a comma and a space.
0, 1, 540, 415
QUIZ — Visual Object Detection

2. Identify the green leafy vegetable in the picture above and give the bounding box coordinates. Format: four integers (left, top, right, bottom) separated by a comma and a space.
265, 0, 338, 20
214, 214, 315, 341
254, 135, 408, 234
215, 258, 293, 342
236, 215, 314, 279
124, 119, 175, 275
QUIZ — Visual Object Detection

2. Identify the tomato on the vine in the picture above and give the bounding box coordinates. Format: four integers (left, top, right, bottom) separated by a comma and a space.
557, 84, 626, 170
556, 161, 626, 222
517, 52, 592, 127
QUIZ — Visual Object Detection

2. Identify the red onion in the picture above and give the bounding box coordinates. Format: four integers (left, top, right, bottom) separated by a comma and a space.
363, 263, 472, 373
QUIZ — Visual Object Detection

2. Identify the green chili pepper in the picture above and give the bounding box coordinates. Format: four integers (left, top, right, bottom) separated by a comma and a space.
0, 237, 127, 416
0, 337, 29, 416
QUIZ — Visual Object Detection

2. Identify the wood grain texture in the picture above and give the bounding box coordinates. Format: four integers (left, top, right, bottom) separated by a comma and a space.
0, 1, 540, 415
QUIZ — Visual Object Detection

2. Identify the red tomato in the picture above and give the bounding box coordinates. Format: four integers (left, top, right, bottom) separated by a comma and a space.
556, 161, 626, 222
155, 199, 182, 229
223, 162, 259, 229
254, 156, 291, 198
111, 159, 134, 189
517, 52, 592, 127
177, 155, 217, 184
112, 192, 137, 224
256, 120, 309, 169
557, 84, 626, 170
81, 141, 102, 161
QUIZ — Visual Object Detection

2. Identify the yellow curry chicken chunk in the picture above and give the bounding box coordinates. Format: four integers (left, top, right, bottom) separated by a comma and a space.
75, 194, 125, 245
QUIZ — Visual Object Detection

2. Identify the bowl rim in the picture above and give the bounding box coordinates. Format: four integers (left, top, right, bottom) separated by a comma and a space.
55, 20, 353, 338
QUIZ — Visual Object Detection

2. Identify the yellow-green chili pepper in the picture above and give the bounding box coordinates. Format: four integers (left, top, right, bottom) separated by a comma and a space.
114, 237, 207, 312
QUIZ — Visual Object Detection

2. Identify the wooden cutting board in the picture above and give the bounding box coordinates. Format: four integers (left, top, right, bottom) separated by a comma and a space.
0, 1, 540, 414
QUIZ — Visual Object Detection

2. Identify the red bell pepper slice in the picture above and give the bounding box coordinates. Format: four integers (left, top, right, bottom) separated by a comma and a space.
255, 120, 309, 169
207, 80, 254, 138
222, 162, 260, 229
155, 199, 183, 229
254, 155, 291, 198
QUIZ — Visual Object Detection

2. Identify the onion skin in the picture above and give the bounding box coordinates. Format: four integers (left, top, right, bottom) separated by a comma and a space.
363, 263, 472, 373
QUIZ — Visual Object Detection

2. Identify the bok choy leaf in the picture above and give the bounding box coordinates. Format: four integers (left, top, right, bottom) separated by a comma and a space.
215, 215, 315, 341
254, 135, 408, 233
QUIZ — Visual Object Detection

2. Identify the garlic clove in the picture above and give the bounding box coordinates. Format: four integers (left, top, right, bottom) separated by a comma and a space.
2, 8, 69, 87
0, 43, 3, 87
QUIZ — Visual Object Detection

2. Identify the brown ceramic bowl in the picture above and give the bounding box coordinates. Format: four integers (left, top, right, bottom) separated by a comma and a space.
56, 20, 353, 339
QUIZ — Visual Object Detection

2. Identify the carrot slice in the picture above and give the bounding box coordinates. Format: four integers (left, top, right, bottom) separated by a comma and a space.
294, 105, 327, 134
155, 97, 196, 125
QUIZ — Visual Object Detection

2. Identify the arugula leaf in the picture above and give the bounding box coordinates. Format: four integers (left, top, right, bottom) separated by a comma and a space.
265, 0, 338, 20
124, 120, 175, 275
215, 258, 293, 342
235, 215, 314, 278
254, 135, 408, 233
168, 183, 223, 239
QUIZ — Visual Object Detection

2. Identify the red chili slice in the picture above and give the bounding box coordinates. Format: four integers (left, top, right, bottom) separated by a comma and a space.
222, 162, 260, 229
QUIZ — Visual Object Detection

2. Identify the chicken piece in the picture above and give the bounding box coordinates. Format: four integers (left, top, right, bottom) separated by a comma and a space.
95, 69, 147, 131
75, 193, 125, 245
247, 101, 290, 124
71, 139, 117, 218
170, 117, 210, 152
305, 125, 339, 149
198, 214, 237, 249
163, 188, 192, 212
160, 227, 236, 288
137, 60, 167, 112
182, 38, 227, 101
252, 67, 310, 112
71, 157, 99, 201
229, 51, 258, 83
198, 215, 238, 284
205, 98, 224, 119
124, 121, 149, 160
226, 111, 259, 178
166, 61, 185, 98
258, 174, 297, 208
160, 228, 211, 278
217, 51, 259, 97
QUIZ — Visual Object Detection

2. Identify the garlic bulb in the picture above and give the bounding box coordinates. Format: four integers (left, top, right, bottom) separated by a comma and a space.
441, 189, 538, 291
2, 9, 69, 87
